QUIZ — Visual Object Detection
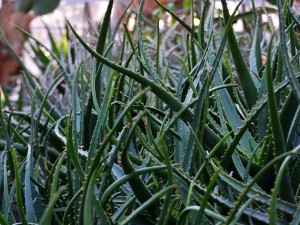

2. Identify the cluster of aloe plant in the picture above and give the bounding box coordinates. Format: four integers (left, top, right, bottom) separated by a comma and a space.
1, 0, 300, 224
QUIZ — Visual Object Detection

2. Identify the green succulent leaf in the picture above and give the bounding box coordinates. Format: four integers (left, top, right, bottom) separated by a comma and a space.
33, 0, 61, 15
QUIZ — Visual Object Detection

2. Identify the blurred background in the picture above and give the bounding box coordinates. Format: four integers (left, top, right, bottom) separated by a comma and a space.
0, 0, 299, 85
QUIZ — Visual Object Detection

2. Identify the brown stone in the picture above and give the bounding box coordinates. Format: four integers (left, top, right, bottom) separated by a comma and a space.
0, 0, 33, 84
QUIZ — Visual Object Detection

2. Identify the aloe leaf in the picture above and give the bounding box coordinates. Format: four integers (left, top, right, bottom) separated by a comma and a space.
97, 0, 113, 56
39, 186, 65, 225
177, 206, 226, 224
101, 165, 166, 206
0, 151, 4, 192
220, 74, 281, 168
249, 21, 263, 88
218, 169, 296, 216
211, 2, 257, 157
142, 109, 181, 140
83, 165, 105, 224
91, 42, 114, 113
30, 90, 37, 143
112, 195, 136, 222
224, 147, 300, 224
66, 119, 85, 181
157, 198, 175, 225
85, 70, 116, 174
40, 152, 66, 225
155, 22, 161, 75
286, 107, 300, 147
280, 91, 299, 143
269, 156, 293, 225
71, 63, 83, 152
2, 154, 12, 219
0, 95, 12, 157
137, 0, 160, 83
24, 145, 37, 223
180, 59, 199, 95
290, 206, 300, 225
120, 113, 158, 218
220, 0, 258, 108
266, 37, 295, 203
155, 117, 176, 225
194, 168, 221, 223
4, 173, 17, 220
92, 0, 114, 110
79, 66, 87, 147
83, 93, 95, 151
276, 0, 300, 103
62, 189, 82, 224
94, 198, 112, 225
10, 146, 28, 225
223, 52, 248, 111
190, 6, 197, 68
257, 69, 269, 142
182, 75, 209, 171
214, 65, 256, 157
219, 99, 262, 169
274, 49, 298, 144
120, 185, 175, 225
49, 152, 67, 199
78, 90, 148, 224
198, 0, 209, 49
138, 125, 177, 223
174, 120, 189, 163
174, 168, 273, 223
97, 124, 130, 197
229, 195, 257, 225
54, 116, 67, 145
0, 212, 9, 225
86, 72, 116, 171
35, 73, 65, 138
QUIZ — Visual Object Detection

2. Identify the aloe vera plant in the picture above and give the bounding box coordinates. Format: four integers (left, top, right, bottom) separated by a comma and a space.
0, 0, 300, 224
